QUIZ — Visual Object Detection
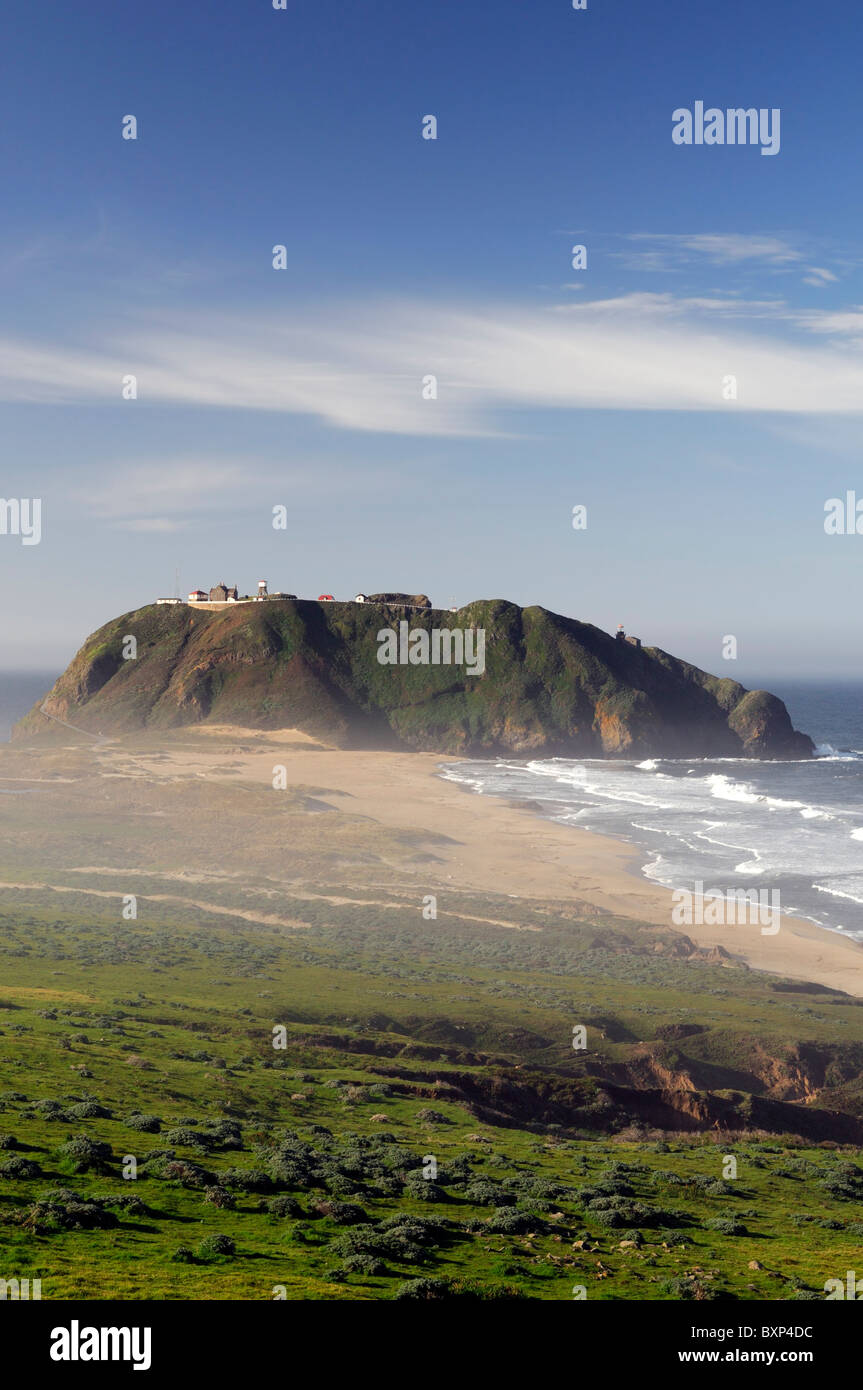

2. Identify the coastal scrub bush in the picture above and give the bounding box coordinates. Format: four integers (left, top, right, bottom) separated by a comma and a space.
23, 1195, 117, 1231
221, 1167, 272, 1193
340, 1254, 386, 1275
163, 1127, 210, 1150
326, 1225, 387, 1260
312, 1200, 367, 1225
820, 1166, 863, 1201
340, 1085, 365, 1105
513, 1175, 573, 1200
660, 1276, 719, 1301
140, 1151, 213, 1188
268, 1154, 315, 1188
55, 1136, 112, 1174
125, 1112, 162, 1133
32, 1099, 69, 1121
403, 1171, 445, 1203
692, 1176, 735, 1197
587, 1197, 686, 1230
203, 1186, 236, 1210
373, 1176, 403, 1198
484, 1208, 538, 1235
516, 1197, 555, 1216
67, 1102, 111, 1120
436, 1156, 473, 1186
394, 1277, 524, 1301
196, 1233, 235, 1259
322, 1173, 362, 1197
464, 1181, 513, 1207
200, 1119, 243, 1150
327, 1224, 428, 1265
0, 1156, 41, 1179
266, 1195, 302, 1217
378, 1217, 445, 1257
705, 1217, 746, 1236
100, 1193, 148, 1216
579, 1180, 636, 1201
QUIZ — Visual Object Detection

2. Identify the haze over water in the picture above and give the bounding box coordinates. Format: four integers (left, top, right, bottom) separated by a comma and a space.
0, 673, 57, 744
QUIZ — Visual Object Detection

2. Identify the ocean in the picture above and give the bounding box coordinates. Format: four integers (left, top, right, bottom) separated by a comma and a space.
440, 681, 863, 940
0, 673, 59, 744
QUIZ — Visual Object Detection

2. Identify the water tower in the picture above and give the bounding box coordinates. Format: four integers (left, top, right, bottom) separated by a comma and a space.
258, 579, 268, 600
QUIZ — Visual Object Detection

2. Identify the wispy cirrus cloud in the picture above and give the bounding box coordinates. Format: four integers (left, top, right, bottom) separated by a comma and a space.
3, 293, 863, 437
801, 266, 839, 287
615, 232, 844, 288
623, 233, 805, 266
91, 461, 247, 519
62, 455, 403, 532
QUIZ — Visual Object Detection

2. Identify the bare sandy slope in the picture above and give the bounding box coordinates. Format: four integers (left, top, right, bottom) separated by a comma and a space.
108, 726, 863, 997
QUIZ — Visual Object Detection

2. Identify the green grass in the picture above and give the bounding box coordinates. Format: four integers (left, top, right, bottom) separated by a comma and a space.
0, 896, 861, 1300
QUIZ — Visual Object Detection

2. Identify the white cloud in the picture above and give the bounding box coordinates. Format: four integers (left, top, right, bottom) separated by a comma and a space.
801, 266, 839, 287
3, 293, 863, 435
618, 232, 806, 270
65, 455, 403, 528
92, 461, 244, 518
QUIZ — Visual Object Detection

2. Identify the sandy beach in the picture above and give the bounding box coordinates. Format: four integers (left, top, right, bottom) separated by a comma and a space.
133, 726, 863, 999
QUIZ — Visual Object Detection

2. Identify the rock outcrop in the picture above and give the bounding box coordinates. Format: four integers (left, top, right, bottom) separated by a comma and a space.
14, 597, 814, 759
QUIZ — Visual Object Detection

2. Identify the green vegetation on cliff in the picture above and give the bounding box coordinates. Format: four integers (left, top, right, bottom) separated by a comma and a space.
15, 598, 813, 759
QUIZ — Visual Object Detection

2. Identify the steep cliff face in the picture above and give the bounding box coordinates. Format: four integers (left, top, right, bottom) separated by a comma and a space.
14, 597, 814, 759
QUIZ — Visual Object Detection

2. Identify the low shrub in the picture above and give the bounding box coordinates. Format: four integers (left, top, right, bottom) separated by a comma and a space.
312, 1199, 367, 1225
203, 1186, 236, 1210
55, 1136, 113, 1174
67, 1102, 111, 1120
267, 1195, 302, 1218
0, 1156, 41, 1179
705, 1217, 746, 1236
125, 1113, 162, 1134
197, 1233, 235, 1259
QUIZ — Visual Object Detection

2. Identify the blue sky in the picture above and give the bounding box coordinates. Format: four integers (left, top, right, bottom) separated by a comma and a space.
2, 0, 863, 678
